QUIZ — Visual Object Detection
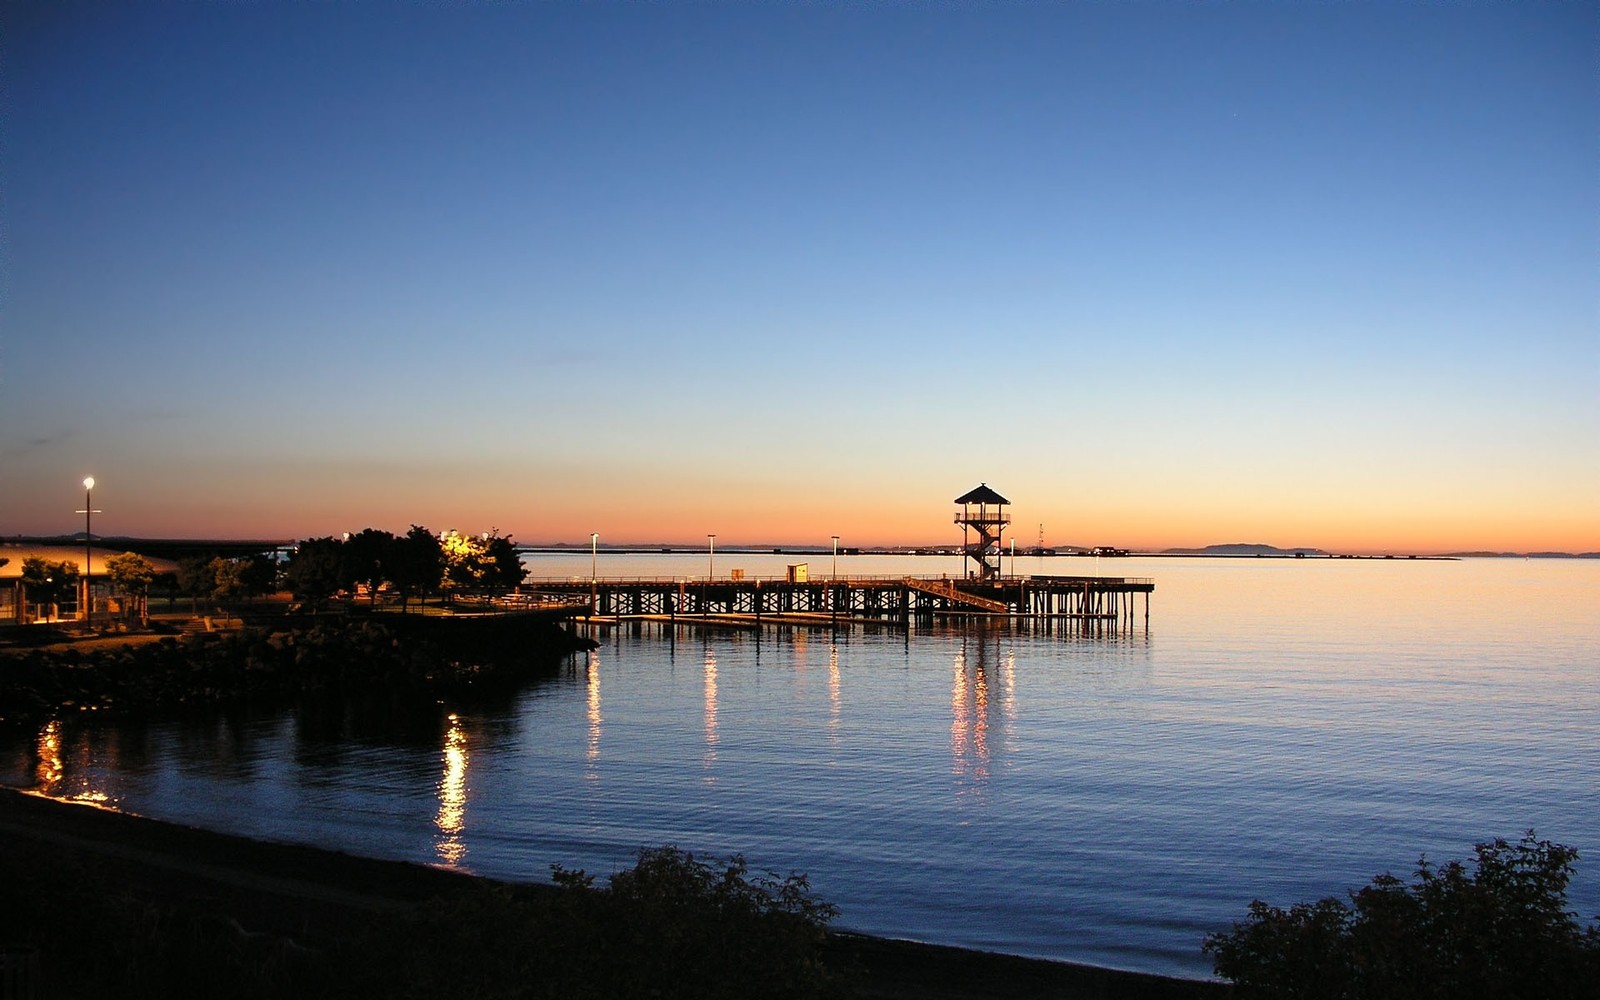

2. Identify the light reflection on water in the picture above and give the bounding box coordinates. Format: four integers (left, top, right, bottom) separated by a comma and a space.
950, 640, 990, 793
702, 646, 718, 779
434, 713, 468, 867
585, 654, 602, 772
34, 719, 63, 791
2, 557, 1597, 979
32, 718, 112, 805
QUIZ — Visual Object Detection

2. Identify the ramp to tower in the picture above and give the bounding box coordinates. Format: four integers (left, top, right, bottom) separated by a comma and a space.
902, 578, 1009, 613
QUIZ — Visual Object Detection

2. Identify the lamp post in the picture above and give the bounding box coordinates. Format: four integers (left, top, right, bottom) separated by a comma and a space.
79, 477, 96, 627
707, 534, 716, 580
831, 535, 839, 582
590, 532, 599, 583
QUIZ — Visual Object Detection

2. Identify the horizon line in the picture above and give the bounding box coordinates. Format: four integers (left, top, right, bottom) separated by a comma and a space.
4, 532, 1596, 560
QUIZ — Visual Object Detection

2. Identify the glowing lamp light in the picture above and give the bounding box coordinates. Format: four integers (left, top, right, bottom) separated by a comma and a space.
80, 477, 97, 628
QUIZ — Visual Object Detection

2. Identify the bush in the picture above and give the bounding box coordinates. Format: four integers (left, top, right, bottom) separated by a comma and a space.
1204, 832, 1600, 999
571, 846, 841, 998
339, 846, 841, 1000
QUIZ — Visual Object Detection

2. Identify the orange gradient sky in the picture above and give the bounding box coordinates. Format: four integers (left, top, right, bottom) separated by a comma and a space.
8, 455, 1594, 556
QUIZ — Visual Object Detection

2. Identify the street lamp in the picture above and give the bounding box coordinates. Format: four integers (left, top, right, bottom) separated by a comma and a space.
590, 532, 599, 583
79, 477, 96, 627
707, 534, 716, 580
831, 535, 839, 582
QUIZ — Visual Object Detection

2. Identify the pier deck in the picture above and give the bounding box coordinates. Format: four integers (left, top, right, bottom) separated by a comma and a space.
524, 574, 1152, 631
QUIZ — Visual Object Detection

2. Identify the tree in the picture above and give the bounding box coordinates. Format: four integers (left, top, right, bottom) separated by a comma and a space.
20, 557, 78, 621
238, 552, 280, 600
440, 530, 489, 599
208, 557, 252, 620
441, 528, 525, 600
105, 552, 156, 625
344, 527, 395, 605
282, 537, 350, 610
175, 556, 214, 615
1204, 832, 1600, 999
482, 530, 527, 592
388, 525, 444, 612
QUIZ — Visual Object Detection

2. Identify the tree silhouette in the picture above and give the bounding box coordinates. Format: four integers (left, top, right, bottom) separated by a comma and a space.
282, 537, 350, 610
389, 525, 444, 612
1205, 832, 1600, 999
344, 528, 396, 605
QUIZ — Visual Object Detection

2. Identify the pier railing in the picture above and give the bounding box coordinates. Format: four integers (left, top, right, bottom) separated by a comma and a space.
518, 574, 1153, 631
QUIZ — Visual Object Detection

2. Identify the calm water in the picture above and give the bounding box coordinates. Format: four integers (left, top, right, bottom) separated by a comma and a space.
4, 555, 1597, 979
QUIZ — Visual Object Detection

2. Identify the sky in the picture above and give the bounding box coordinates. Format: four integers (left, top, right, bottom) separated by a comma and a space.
2, 1, 1596, 554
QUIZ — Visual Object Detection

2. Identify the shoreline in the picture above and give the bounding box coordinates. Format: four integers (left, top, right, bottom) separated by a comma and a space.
1, 787, 1226, 998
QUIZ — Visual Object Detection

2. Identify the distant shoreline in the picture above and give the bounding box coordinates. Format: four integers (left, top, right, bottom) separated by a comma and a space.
7, 535, 1595, 561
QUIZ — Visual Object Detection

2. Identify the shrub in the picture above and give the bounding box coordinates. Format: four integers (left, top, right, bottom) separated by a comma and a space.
567, 846, 841, 999
339, 846, 841, 1000
1204, 832, 1600, 999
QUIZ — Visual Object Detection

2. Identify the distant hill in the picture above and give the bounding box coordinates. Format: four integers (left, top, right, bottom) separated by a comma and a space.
1161, 543, 1329, 557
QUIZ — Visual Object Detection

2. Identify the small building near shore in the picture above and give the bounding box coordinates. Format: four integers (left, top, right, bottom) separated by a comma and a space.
0, 543, 179, 624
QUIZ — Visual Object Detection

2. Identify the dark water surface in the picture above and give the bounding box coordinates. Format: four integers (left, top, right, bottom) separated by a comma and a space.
4, 556, 1596, 978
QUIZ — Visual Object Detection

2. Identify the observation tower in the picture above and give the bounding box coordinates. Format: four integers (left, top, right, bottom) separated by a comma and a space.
954, 483, 1010, 581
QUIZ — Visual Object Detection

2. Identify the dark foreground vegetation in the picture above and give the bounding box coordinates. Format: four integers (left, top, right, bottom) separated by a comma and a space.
17, 782, 1594, 1000
340, 848, 841, 1000
1205, 832, 1600, 999
0, 617, 595, 726
0, 790, 1220, 1000
2, 822, 838, 998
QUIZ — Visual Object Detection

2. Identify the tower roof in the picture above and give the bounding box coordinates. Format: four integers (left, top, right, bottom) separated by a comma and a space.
954, 483, 1009, 505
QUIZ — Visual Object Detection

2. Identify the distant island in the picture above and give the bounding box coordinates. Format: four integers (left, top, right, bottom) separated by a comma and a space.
1160, 543, 1329, 557
1157, 544, 1597, 559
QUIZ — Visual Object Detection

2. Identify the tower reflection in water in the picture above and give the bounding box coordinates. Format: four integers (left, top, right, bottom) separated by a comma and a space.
950, 631, 1013, 797
435, 713, 469, 867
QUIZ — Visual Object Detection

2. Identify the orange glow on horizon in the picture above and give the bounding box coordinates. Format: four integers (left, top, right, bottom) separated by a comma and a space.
8, 464, 1593, 556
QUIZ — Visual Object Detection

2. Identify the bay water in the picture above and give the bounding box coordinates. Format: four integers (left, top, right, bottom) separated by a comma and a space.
4, 555, 1596, 979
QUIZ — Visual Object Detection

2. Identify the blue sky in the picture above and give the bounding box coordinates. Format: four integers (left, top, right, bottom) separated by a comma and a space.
3, 1, 1596, 552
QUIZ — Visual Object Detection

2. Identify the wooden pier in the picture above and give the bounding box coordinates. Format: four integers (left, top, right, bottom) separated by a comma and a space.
523, 574, 1153, 632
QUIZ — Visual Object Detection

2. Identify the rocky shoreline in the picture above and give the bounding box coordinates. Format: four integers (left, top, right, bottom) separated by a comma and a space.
0, 614, 597, 725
